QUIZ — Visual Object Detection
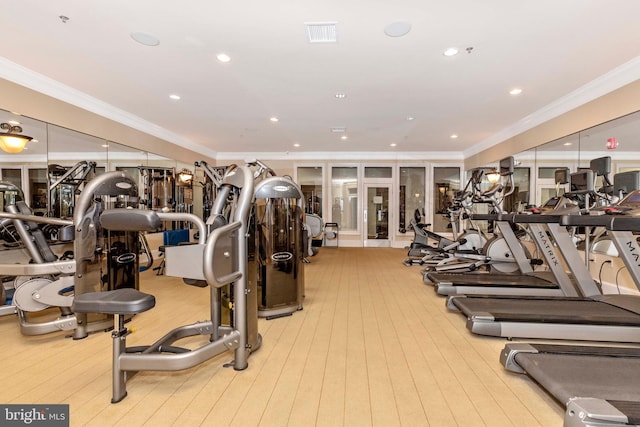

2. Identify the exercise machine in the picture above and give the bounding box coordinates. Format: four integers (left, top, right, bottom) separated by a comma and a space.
423, 157, 539, 277
404, 169, 488, 266
3, 172, 142, 338
72, 164, 260, 403
447, 193, 640, 343
499, 205, 640, 426
254, 175, 305, 318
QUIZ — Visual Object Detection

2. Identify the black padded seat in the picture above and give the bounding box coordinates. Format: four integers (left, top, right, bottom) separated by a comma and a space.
72, 288, 155, 315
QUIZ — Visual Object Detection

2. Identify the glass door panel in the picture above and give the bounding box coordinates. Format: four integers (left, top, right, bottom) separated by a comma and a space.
364, 184, 390, 247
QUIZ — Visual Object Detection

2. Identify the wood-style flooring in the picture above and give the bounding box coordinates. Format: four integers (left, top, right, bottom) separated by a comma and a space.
0, 248, 563, 426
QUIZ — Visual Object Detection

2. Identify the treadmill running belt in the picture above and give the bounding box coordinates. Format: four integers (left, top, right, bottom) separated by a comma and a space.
427, 272, 557, 288
513, 352, 640, 405
608, 400, 640, 425
531, 344, 640, 358
452, 297, 640, 325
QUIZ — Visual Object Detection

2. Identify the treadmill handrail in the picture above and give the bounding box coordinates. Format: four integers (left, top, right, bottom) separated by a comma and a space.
560, 214, 640, 231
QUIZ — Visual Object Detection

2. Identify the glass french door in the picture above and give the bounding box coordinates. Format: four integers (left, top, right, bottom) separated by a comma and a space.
364, 184, 391, 247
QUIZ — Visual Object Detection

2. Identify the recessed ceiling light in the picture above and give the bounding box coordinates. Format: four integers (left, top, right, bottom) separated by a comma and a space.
101, 144, 109, 148
443, 47, 459, 57
450, 134, 458, 139
390, 143, 397, 147
216, 53, 231, 63
563, 142, 573, 146
406, 116, 415, 121
340, 135, 348, 140
169, 94, 181, 100
270, 117, 279, 122
510, 88, 523, 95
131, 31, 160, 47
293, 143, 300, 147
384, 21, 411, 38
335, 92, 346, 99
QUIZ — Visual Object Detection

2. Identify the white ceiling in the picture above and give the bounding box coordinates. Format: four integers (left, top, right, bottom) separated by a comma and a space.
1, 0, 640, 159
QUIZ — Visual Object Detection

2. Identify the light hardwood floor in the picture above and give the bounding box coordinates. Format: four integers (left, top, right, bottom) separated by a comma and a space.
1, 248, 563, 426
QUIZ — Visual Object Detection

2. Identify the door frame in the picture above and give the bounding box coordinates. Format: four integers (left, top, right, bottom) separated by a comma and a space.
363, 182, 392, 247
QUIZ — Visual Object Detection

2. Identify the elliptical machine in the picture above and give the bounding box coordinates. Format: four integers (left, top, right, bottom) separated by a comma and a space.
404, 169, 487, 266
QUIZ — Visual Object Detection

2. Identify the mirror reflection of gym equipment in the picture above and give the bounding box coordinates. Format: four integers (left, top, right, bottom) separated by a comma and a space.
48, 160, 97, 219
435, 183, 451, 215
138, 166, 176, 213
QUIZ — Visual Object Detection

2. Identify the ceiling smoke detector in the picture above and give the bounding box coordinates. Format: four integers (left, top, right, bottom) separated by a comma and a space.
305, 22, 338, 43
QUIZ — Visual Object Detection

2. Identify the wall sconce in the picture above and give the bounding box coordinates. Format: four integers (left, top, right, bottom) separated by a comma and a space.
177, 169, 194, 185
486, 169, 501, 184
0, 122, 33, 153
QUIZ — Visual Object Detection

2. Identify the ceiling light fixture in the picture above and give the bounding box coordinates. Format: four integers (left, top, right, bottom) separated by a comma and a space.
450, 134, 458, 139
177, 169, 194, 186
384, 21, 411, 38
130, 31, 160, 47
340, 135, 348, 140
406, 116, 415, 121
270, 117, 279, 122
390, 143, 397, 147
216, 53, 231, 63
0, 122, 33, 153
169, 94, 181, 100
510, 88, 523, 95
443, 47, 459, 57
335, 92, 346, 99
293, 143, 300, 147
564, 142, 573, 146
486, 169, 501, 184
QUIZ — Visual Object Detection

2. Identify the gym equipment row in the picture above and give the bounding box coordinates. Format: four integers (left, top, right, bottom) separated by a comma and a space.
414, 156, 640, 426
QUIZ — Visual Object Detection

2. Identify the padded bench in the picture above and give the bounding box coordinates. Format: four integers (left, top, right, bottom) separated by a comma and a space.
72, 288, 155, 315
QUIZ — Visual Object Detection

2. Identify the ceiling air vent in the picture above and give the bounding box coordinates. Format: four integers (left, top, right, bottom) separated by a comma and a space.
305, 22, 338, 43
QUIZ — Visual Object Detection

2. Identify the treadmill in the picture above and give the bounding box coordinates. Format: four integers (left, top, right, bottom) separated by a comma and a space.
448, 191, 640, 343
431, 209, 589, 297
501, 343, 640, 427
495, 175, 640, 427
429, 167, 594, 297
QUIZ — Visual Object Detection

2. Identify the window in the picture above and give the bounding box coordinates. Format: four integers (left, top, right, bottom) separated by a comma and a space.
331, 166, 358, 231
399, 167, 425, 234
364, 166, 392, 179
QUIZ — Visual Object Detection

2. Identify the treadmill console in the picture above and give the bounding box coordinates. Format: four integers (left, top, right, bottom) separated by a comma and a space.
619, 189, 640, 209
538, 196, 578, 214
600, 189, 640, 216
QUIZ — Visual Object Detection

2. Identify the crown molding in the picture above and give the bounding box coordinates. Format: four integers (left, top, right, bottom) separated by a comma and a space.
0, 57, 218, 159
214, 151, 465, 161
464, 56, 640, 158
